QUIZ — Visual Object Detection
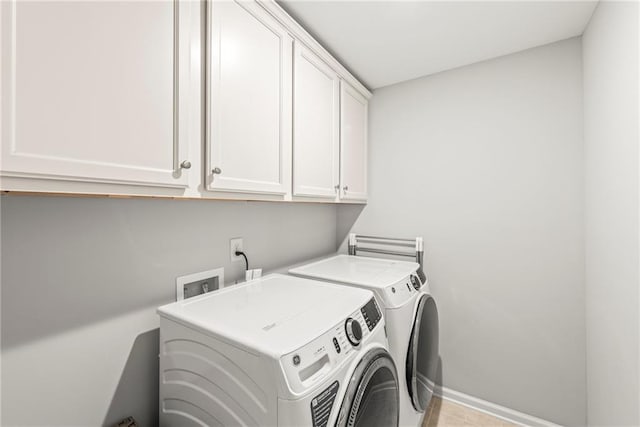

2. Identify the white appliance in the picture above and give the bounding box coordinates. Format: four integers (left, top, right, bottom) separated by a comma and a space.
289, 235, 439, 427
157, 273, 400, 427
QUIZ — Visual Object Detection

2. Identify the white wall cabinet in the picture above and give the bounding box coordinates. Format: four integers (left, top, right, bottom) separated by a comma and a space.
206, 0, 292, 196
0, 0, 370, 203
340, 81, 368, 201
292, 42, 340, 199
0, 0, 194, 190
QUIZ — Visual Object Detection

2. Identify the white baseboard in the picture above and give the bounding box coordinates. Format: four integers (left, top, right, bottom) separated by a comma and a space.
417, 374, 562, 427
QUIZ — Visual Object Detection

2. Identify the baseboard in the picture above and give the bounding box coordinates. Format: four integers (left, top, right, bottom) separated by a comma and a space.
417, 373, 562, 427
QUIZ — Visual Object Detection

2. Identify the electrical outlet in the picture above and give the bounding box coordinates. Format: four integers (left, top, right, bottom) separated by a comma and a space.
230, 238, 243, 262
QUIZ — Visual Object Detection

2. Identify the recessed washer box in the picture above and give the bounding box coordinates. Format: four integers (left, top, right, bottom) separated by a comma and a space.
175, 267, 225, 301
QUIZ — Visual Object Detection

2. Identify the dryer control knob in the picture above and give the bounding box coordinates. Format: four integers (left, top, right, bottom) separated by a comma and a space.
410, 275, 422, 291
345, 318, 363, 346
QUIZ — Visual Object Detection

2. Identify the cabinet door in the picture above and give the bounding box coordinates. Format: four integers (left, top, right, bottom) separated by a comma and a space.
0, 0, 191, 188
206, 0, 292, 195
340, 81, 368, 201
292, 43, 340, 199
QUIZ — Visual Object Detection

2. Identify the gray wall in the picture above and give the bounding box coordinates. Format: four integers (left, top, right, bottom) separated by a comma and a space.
583, 2, 640, 425
338, 38, 586, 425
0, 195, 337, 426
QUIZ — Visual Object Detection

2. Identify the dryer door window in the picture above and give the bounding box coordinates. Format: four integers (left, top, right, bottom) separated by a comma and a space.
335, 348, 399, 427
406, 294, 439, 412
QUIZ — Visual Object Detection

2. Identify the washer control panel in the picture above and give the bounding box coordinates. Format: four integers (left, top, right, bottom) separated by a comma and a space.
280, 297, 383, 394
360, 297, 382, 331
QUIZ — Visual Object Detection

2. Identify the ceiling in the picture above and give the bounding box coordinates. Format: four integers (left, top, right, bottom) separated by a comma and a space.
278, 1, 599, 89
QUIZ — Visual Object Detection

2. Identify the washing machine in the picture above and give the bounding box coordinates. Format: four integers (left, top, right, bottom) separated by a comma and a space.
289, 234, 439, 427
157, 273, 400, 427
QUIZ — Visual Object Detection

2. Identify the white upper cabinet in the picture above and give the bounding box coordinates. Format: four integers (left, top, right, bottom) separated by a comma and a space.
292, 42, 340, 199
0, 0, 370, 202
206, 0, 292, 195
340, 81, 368, 201
0, 0, 193, 189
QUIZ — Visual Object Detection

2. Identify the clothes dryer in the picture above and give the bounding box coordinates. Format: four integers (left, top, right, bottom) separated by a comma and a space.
290, 251, 439, 427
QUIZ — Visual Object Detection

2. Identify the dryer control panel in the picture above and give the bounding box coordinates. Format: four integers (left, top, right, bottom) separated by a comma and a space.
380, 273, 423, 308
280, 297, 382, 395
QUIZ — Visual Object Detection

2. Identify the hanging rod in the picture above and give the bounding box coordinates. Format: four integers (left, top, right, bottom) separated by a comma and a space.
355, 237, 415, 248
355, 235, 415, 243
348, 233, 427, 284
355, 247, 416, 258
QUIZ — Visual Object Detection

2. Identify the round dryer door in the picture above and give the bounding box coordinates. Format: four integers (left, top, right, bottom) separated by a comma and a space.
335, 348, 399, 427
406, 294, 439, 412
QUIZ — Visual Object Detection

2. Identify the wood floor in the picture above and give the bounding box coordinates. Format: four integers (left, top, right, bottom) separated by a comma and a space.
422, 397, 517, 427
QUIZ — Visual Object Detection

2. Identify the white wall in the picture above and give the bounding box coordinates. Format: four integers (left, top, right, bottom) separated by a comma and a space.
338, 38, 586, 425
0, 195, 337, 426
583, 1, 640, 425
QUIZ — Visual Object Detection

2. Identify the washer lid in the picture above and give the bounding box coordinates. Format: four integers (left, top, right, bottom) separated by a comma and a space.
157, 273, 373, 358
289, 255, 419, 289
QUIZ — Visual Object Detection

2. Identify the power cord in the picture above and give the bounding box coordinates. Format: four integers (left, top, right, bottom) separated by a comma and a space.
235, 250, 249, 271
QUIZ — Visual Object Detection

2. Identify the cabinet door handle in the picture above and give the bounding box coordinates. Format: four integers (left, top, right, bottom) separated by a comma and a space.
180, 160, 192, 169
343, 185, 349, 192
212, 167, 222, 175
334, 185, 340, 192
